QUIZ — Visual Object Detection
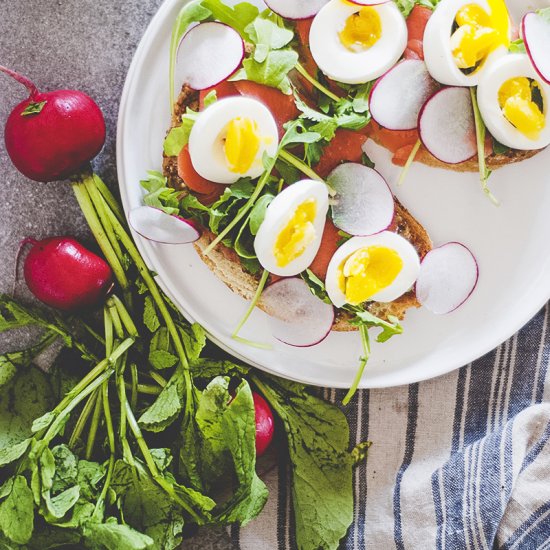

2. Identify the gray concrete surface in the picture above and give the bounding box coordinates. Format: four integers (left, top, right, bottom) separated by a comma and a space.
0, 1, 232, 547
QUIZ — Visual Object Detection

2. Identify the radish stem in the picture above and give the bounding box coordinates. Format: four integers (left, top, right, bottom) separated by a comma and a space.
279, 149, 324, 182
94, 382, 115, 519
124, 401, 203, 522
68, 389, 99, 449
397, 139, 421, 187
469, 87, 499, 206
72, 177, 129, 289
295, 62, 340, 102
85, 386, 104, 460
232, 269, 269, 339
203, 155, 278, 256
93, 173, 125, 224
0, 65, 39, 98
342, 324, 370, 406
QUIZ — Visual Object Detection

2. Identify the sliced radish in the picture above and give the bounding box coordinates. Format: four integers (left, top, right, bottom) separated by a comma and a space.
175, 22, 244, 90
260, 278, 334, 347
369, 60, 440, 130
129, 206, 200, 244
418, 87, 477, 164
522, 11, 550, 84
416, 242, 478, 315
327, 163, 394, 236
264, 0, 330, 19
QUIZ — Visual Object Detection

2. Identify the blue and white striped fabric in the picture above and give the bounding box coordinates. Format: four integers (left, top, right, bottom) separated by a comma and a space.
236, 304, 550, 549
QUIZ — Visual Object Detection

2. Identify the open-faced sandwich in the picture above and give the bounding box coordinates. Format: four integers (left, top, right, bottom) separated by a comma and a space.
131, 0, 550, 400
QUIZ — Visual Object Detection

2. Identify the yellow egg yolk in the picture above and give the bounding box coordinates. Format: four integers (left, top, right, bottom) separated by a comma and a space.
451, 0, 509, 71
224, 117, 261, 174
498, 77, 545, 140
339, 7, 382, 52
274, 199, 317, 267
337, 246, 403, 305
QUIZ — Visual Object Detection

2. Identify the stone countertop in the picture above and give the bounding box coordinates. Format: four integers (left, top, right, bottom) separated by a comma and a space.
0, 1, 232, 547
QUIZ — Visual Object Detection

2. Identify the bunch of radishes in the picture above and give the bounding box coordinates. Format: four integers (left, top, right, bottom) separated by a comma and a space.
0, 65, 274, 454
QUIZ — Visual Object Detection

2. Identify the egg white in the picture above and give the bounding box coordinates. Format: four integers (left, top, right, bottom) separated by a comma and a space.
423, 0, 511, 86
308, 0, 407, 85
188, 96, 278, 185
254, 180, 329, 277
325, 232, 420, 308
477, 53, 550, 150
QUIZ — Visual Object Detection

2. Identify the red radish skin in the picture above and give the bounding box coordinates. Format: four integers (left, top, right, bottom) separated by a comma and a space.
1, 66, 105, 182
23, 237, 113, 311
253, 392, 275, 457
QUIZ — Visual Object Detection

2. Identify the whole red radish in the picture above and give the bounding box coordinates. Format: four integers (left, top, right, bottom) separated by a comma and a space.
253, 392, 275, 457
1, 65, 105, 182
23, 237, 113, 311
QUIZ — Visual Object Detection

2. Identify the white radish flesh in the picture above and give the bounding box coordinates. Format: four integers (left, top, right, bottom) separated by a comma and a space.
327, 163, 394, 236
129, 206, 200, 244
369, 60, 440, 130
264, 0, 330, 19
522, 11, 550, 84
418, 87, 477, 164
175, 22, 244, 90
416, 242, 478, 315
260, 278, 334, 347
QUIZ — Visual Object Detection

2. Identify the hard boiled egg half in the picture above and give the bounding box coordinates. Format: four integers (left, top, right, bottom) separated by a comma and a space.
477, 53, 550, 150
188, 96, 278, 185
254, 180, 329, 277
309, 0, 407, 85
325, 232, 420, 307
424, 0, 511, 86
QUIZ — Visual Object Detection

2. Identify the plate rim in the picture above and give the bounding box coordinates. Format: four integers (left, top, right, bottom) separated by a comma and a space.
116, 0, 550, 389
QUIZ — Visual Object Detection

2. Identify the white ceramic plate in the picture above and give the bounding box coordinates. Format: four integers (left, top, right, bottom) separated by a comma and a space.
117, 0, 550, 388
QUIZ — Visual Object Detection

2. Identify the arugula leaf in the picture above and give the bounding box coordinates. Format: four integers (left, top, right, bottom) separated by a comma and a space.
509, 38, 526, 54
246, 14, 294, 63
163, 109, 199, 156
249, 193, 274, 235
236, 49, 299, 95
0, 476, 34, 545
349, 309, 403, 343
169, 0, 212, 105
492, 137, 511, 156
201, 0, 259, 39
254, 375, 361, 550
538, 7, 550, 23
140, 171, 180, 216
395, 0, 440, 16
44, 485, 80, 520
301, 269, 332, 305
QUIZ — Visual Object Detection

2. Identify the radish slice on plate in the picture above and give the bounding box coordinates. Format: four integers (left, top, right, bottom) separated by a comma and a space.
264, 0, 330, 19
416, 242, 478, 315
418, 87, 477, 164
369, 60, 440, 130
129, 206, 200, 244
522, 11, 550, 84
175, 22, 244, 90
327, 163, 394, 236
260, 278, 334, 347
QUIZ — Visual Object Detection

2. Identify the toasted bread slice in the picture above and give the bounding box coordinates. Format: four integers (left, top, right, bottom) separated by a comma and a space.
162, 85, 433, 331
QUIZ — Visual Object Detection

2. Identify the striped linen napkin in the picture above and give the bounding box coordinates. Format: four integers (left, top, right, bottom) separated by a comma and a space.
223, 303, 550, 549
